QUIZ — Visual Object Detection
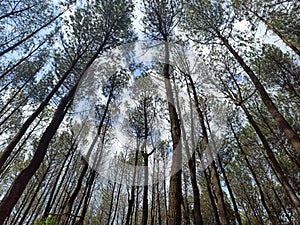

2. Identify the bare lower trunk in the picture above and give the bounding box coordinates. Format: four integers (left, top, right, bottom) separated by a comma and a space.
163, 42, 182, 225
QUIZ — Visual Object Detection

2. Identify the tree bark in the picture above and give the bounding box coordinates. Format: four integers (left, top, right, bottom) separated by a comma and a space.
163, 42, 182, 225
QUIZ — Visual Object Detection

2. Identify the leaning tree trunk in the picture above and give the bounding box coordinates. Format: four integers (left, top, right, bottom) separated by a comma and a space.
60, 162, 89, 225
0, 47, 87, 171
220, 35, 300, 157
0, 10, 66, 57
0, 85, 75, 224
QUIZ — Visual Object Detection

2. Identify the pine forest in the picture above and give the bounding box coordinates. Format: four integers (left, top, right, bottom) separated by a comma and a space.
0, 0, 299, 224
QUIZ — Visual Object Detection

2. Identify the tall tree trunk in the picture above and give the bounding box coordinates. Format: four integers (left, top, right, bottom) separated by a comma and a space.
76, 170, 96, 225
110, 182, 122, 225
42, 143, 77, 219
217, 154, 242, 225
17, 165, 51, 225
0, 84, 75, 224
60, 162, 89, 225
220, 35, 300, 156
0, 117, 42, 176
203, 170, 221, 225
205, 112, 242, 225
106, 181, 117, 225
0, 39, 46, 80
163, 41, 182, 225
174, 77, 203, 225
141, 97, 155, 225
141, 155, 149, 225
133, 186, 140, 225
255, 102, 300, 172
0, 64, 41, 115
271, 186, 293, 224
52, 156, 80, 217
110, 166, 125, 225
0, 47, 87, 170
241, 181, 265, 225
182, 172, 190, 225
187, 72, 230, 225
125, 141, 139, 225
0, 95, 30, 131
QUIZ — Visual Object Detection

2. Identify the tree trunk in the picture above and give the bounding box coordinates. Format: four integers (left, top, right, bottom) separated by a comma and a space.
217, 155, 242, 225
188, 71, 230, 225
205, 112, 242, 225
60, 162, 89, 225
220, 35, 300, 157
0, 84, 75, 224
0, 39, 46, 81
141, 155, 149, 225
17, 165, 51, 225
271, 186, 293, 224
76, 170, 96, 225
203, 170, 221, 225
0, 49, 85, 170
42, 143, 77, 219
0, 64, 41, 115
106, 181, 117, 225
125, 142, 139, 225
174, 77, 203, 225
163, 41, 182, 225
255, 102, 300, 172
0, 117, 42, 176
